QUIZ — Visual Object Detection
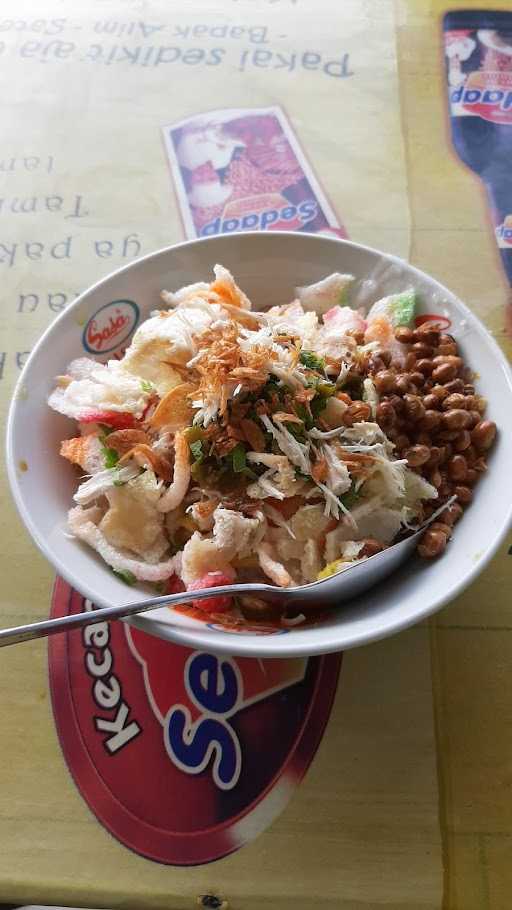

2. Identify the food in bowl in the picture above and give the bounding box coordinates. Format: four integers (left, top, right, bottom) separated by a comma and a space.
49, 264, 497, 626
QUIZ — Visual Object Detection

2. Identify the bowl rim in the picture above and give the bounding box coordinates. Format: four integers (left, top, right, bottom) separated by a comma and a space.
6, 230, 512, 657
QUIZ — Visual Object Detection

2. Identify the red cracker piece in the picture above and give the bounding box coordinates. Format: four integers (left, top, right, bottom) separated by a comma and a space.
187, 570, 235, 613
79, 410, 137, 429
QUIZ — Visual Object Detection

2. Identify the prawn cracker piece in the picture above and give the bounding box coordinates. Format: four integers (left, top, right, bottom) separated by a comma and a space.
210, 264, 252, 310
99, 473, 169, 561
157, 431, 191, 512
149, 382, 197, 431
60, 434, 104, 475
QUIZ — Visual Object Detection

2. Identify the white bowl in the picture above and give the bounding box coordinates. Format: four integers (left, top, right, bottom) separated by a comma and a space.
6, 232, 512, 656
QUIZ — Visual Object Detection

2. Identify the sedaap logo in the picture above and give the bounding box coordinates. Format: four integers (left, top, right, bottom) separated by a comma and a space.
452, 71, 512, 124
200, 195, 318, 236
49, 579, 341, 865
127, 631, 312, 792
163, 653, 243, 790
82, 299, 139, 355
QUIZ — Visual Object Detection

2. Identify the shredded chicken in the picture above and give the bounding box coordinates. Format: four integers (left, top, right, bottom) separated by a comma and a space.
73, 465, 140, 506
246, 453, 304, 501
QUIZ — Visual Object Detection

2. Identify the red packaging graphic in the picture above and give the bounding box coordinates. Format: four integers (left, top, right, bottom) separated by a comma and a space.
443, 11, 512, 291
162, 106, 346, 240
49, 580, 342, 865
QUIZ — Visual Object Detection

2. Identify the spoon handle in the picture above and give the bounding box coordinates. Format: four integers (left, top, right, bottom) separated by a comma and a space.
0, 583, 277, 648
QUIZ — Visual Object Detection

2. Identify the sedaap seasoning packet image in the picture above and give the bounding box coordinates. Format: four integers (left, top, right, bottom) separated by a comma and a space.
162, 105, 346, 240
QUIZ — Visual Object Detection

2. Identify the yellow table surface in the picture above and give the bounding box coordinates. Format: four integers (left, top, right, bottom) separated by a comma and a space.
0, 0, 510, 907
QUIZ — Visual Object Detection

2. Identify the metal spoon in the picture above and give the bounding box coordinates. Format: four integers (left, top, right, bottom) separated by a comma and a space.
0, 528, 424, 648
